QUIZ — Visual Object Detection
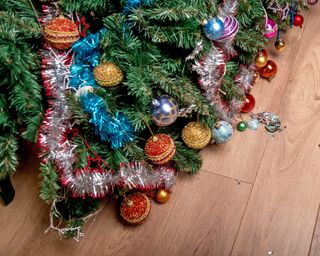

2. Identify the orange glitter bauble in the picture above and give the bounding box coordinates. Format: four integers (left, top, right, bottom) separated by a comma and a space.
44, 16, 80, 50
120, 193, 151, 224
144, 134, 176, 165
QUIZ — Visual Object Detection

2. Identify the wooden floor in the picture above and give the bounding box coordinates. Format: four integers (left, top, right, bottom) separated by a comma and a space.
1, 6, 320, 256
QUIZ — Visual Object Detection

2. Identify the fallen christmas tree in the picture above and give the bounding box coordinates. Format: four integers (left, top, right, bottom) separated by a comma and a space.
1, 0, 316, 239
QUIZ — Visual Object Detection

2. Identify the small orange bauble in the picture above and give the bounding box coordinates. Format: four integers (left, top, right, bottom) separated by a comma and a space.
155, 189, 170, 204
258, 60, 277, 80
93, 62, 124, 87
44, 16, 80, 50
120, 193, 151, 224
144, 134, 176, 165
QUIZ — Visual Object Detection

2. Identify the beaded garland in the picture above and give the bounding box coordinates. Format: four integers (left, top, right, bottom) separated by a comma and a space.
120, 193, 151, 224
144, 134, 176, 165
44, 16, 80, 50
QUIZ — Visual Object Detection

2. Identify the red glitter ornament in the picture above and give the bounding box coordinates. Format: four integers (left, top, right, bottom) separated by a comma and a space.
144, 134, 176, 165
241, 94, 256, 113
120, 193, 151, 224
44, 16, 80, 50
293, 14, 304, 28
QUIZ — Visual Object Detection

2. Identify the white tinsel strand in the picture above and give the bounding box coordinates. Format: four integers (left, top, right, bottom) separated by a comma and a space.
234, 65, 256, 94
218, 0, 239, 16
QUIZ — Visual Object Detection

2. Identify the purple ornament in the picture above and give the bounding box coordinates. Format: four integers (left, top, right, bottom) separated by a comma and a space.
264, 17, 278, 39
307, 0, 318, 5
215, 15, 239, 43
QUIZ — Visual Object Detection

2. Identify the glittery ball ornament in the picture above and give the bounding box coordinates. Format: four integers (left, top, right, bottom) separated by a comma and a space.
182, 122, 211, 149
258, 60, 277, 80
275, 40, 286, 51
264, 17, 278, 39
255, 49, 268, 68
215, 16, 239, 43
144, 134, 176, 165
241, 94, 256, 113
307, 0, 318, 5
293, 14, 304, 28
203, 17, 225, 41
120, 193, 151, 224
151, 95, 178, 126
237, 121, 247, 132
93, 62, 124, 87
44, 16, 80, 50
212, 121, 233, 144
155, 189, 170, 204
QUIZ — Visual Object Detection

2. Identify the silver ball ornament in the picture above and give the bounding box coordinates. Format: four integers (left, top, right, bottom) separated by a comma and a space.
151, 95, 179, 126
212, 121, 233, 144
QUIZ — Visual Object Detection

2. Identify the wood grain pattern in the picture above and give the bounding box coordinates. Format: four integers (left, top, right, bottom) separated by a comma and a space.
232, 7, 320, 256
153, 171, 251, 256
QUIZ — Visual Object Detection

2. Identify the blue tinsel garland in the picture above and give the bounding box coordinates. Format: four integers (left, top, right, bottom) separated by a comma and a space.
70, 29, 136, 149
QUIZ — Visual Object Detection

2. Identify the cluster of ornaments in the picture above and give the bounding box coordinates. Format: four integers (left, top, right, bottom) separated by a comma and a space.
255, 49, 277, 80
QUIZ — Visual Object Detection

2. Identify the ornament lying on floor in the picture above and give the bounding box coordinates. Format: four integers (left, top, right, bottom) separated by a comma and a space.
212, 121, 233, 144
241, 94, 256, 113
120, 193, 151, 224
258, 60, 277, 80
155, 189, 170, 204
250, 112, 284, 134
255, 49, 268, 68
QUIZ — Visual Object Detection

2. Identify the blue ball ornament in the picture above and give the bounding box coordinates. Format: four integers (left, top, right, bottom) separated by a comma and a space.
203, 17, 225, 41
151, 95, 179, 126
212, 121, 233, 144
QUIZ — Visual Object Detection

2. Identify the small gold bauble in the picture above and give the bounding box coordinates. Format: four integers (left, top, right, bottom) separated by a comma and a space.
182, 121, 211, 149
155, 189, 170, 204
275, 40, 286, 51
93, 62, 124, 87
255, 49, 268, 68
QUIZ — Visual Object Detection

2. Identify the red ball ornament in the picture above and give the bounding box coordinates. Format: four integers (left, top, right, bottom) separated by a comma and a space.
293, 14, 304, 28
120, 193, 151, 224
307, 0, 318, 5
241, 94, 256, 113
144, 134, 176, 165
258, 60, 277, 80
44, 16, 80, 50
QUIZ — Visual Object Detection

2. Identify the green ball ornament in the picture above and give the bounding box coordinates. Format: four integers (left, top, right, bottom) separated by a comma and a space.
237, 121, 247, 132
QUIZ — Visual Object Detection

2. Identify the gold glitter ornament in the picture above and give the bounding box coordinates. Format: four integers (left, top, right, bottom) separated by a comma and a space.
93, 62, 124, 87
182, 121, 211, 149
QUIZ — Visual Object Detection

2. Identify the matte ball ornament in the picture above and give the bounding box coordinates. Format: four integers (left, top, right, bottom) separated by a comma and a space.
144, 134, 176, 165
264, 17, 278, 39
241, 94, 256, 113
307, 0, 318, 5
44, 16, 80, 50
258, 60, 277, 80
203, 17, 225, 41
155, 189, 170, 204
215, 16, 239, 43
212, 121, 233, 144
151, 96, 179, 126
182, 122, 212, 149
120, 193, 151, 224
237, 121, 248, 132
93, 62, 124, 87
293, 14, 304, 28
275, 40, 286, 51
255, 49, 268, 68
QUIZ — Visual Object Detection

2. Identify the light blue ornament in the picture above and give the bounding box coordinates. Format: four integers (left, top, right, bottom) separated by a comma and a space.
203, 17, 225, 41
212, 121, 233, 144
151, 95, 179, 126
247, 118, 260, 131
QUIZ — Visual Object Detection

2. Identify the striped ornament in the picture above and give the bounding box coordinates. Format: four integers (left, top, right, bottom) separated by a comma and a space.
215, 15, 239, 43
44, 16, 80, 50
